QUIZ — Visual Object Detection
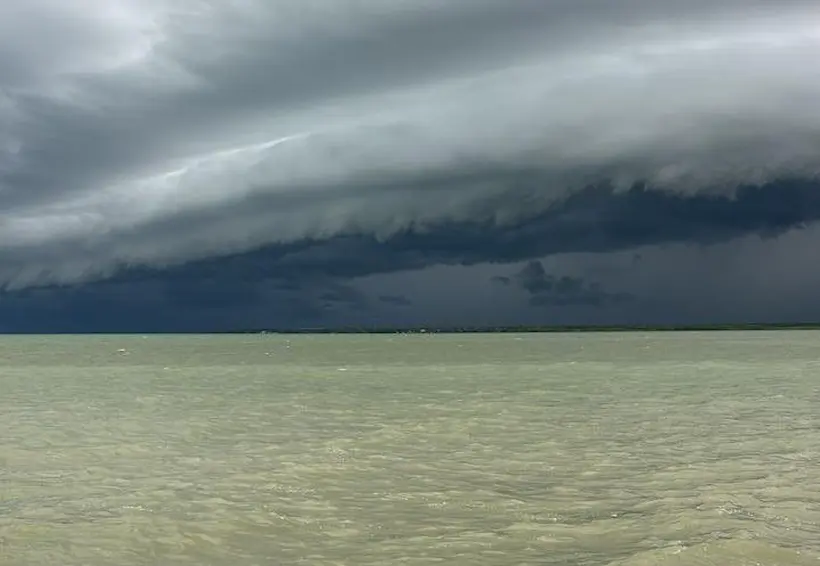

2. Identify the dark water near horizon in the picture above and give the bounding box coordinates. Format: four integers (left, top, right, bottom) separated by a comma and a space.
1, 331, 819, 565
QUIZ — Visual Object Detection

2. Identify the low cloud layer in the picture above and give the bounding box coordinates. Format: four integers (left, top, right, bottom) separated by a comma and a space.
2, 0, 820, 293
499, 261, 632, 308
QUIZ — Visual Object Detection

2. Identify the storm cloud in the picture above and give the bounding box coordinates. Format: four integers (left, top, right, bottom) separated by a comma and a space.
1, 1, 820, 329
504, 260, 633, 308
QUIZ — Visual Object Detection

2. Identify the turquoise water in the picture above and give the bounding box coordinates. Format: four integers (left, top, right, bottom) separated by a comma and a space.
1, 332, 819, 565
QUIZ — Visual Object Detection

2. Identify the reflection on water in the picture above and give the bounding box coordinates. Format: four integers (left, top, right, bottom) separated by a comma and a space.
1, 332, 819, 565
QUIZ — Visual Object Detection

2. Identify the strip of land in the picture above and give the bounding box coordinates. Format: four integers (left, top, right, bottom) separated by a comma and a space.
240, 322, 820, 334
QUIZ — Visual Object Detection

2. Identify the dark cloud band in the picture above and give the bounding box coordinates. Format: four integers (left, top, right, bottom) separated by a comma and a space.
1, 0, 819, 294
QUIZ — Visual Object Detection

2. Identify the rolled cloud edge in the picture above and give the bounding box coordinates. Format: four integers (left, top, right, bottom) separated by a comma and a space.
2, 175, 820, 292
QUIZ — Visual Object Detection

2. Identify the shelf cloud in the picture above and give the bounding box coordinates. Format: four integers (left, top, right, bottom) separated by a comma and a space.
1, 0, 820, 327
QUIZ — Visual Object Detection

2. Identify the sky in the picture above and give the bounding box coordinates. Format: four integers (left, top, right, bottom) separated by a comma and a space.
1, 0, 820, 331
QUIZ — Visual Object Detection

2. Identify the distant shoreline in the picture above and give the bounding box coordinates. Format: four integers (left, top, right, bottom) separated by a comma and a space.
236, 323, 820, 334
3, 323, 820, 335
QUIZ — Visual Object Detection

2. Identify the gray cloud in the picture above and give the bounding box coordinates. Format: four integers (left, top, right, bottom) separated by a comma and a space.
1, 0, 820, 292
4, 225, 820, 332
378, 294, 413, 308
510, 260, 632, 307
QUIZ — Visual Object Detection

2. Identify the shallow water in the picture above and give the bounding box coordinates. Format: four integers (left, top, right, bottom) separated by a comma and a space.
1, 331, 819, 565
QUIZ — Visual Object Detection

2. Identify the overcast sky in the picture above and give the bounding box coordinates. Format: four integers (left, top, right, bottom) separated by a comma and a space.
1, 0, 820, 331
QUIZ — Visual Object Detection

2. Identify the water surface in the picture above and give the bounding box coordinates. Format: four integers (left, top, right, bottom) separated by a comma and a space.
1, 331, 819, 565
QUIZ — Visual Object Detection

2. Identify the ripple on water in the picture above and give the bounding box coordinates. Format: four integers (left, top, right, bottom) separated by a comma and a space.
1, 332, 819, 565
